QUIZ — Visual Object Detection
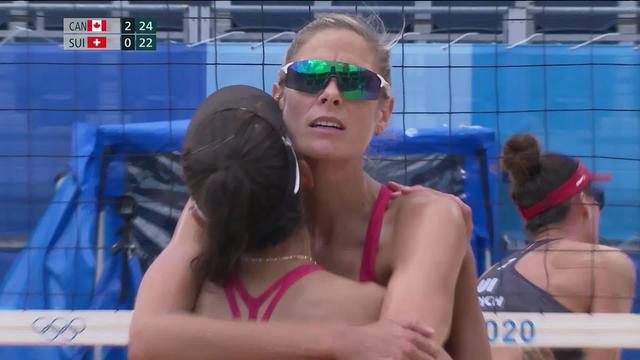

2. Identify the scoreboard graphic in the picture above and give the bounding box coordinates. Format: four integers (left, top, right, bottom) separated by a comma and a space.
63, 18, 156, 51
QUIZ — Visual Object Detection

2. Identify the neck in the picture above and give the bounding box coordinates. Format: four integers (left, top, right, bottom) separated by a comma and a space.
533, 227, 570, 242
246, 226, 312, 259
303, 157, 380, 244
532, 218, 591, 244
239, 226, 314, 276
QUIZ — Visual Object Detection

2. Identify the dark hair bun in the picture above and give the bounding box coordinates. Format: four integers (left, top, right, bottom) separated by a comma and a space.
502, 133, 542, 186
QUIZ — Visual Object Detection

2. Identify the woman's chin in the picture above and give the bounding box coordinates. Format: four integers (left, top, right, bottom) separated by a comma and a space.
299, 143, 356, 162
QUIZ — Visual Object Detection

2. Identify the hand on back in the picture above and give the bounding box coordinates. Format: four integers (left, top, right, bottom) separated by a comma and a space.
388, 181, 473, 240
337, 319, 447, 360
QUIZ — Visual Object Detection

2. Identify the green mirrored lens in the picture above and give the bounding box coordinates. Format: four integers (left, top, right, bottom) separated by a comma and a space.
288, 60, 384, 100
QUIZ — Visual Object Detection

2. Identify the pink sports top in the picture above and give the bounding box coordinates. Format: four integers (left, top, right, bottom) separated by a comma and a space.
358, 185, 392, 283
224, 263, 322, 321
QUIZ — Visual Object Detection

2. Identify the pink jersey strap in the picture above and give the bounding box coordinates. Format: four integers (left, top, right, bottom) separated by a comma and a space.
224, 263, 322, 321
359, 185, 392, 283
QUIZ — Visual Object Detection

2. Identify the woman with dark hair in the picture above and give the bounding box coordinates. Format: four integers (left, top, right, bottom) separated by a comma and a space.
479, 133, 636, 360
182, 84, 390, 325
131, 12, 487, 360
130, 84, 441, 360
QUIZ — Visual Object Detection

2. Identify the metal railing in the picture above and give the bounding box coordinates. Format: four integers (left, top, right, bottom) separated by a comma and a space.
0, 3, 638, 15
0, 1, 637, 47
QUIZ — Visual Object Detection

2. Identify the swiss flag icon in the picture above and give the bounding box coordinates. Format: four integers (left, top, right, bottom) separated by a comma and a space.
88, 36, 107, 48
87, 19, 107, 32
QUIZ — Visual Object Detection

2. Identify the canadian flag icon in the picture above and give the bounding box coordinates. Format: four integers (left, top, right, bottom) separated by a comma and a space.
87, 19, 107, 32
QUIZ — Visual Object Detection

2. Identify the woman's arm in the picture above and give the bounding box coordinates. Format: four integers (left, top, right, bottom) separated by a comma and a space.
388, 182, 491, 359
130, 201, 440, 360
129, 313, 333, 360
445, 247, 491, 360
583, 248, 636, 360
130, 312, 440, 360
381, 191, 468, 343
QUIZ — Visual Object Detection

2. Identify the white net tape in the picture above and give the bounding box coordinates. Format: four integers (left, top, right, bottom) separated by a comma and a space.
1, 310, 639, 348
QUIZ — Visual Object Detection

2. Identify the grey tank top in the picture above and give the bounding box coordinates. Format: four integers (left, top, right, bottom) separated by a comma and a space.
478, 238, 583, 360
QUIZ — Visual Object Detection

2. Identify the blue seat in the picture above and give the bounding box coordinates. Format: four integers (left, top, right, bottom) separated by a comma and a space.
331, 1, 415, 33
431, 1, 513, 34
127, 0, 186, 32
42, 1, 111, 31
534, 1, 618, 34
230, 1, 314, 33
0, 10, 8, 31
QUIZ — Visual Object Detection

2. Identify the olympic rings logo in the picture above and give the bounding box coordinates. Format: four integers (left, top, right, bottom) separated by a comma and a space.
31, 317, 87, 342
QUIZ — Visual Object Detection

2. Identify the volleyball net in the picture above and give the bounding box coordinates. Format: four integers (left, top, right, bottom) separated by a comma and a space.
1, 310, 640, 349
0, 1, 638, 357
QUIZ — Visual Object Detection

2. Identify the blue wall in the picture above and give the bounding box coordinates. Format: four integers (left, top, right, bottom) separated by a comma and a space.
0, 40, 638, 357
0, 42, 477, 238
469, 44, 640, 255
0, 43, 207, 236
2, 42, 640, 246
469, 46, 640, 360
1, 41, 638, 250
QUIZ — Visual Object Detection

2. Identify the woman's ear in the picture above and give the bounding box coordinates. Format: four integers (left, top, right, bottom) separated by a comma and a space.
272, 83, 284, 107
375, 96, 394, 135
298, 159, 314, 190
577, 192, 593, 221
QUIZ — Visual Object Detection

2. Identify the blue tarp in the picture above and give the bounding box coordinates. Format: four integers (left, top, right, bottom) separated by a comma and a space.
0, 119, 496, 359
0, 121, 144, 359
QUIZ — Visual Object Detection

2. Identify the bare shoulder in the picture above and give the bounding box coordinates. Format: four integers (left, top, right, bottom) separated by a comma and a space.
193, 281, 233, 319
589, 244, 636, 311
387, 189, 469, 259
392, 188, 461, 211
390, 190, 466, 230
552, 241, 636, 296
554, 241, 635, 275
592, 244, 636, 280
